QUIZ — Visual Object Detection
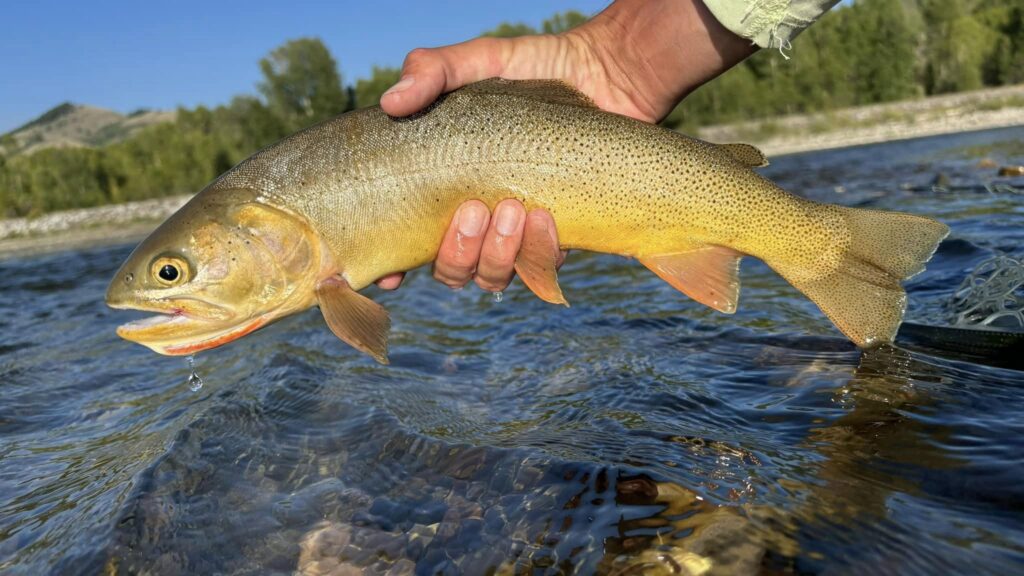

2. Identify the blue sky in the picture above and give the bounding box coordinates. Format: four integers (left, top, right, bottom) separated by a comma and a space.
1, 0, 611, 133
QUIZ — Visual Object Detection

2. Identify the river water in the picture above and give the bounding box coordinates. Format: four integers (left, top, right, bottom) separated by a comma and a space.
1, 127, 1023, 575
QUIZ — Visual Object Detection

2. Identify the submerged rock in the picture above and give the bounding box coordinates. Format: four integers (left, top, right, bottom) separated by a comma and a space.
931, 172, 952, 189
297, 522, 361, 576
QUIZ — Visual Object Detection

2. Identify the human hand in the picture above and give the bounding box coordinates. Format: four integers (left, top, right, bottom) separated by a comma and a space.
374, 0, 755, 292
375, 200, 567, 292
378, 0, 756, 123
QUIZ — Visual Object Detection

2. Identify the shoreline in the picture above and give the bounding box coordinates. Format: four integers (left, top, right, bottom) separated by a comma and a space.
698, 84, 1024, 156
0, 195, 191, 260
712, 102, 1024, 157
3, 86, 1023, 260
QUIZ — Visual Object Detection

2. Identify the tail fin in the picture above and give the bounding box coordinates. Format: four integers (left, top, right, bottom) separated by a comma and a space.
775, 207, 949, 347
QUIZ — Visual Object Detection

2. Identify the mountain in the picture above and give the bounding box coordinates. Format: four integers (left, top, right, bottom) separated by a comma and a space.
2, 103, 175, 157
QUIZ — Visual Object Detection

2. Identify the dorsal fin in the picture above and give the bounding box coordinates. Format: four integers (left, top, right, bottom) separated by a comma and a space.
715, 143, 769, 168
460, 78, 597, 109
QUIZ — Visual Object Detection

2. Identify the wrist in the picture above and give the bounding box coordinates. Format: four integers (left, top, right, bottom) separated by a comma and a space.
575, 0, 756, 117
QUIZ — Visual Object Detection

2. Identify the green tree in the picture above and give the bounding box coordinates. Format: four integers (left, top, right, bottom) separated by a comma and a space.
0, 134, 17, 156
223, 95, 289, 152
258, 37, 348, 128
796, 10, 855, 109
354, 66, 402, 109
984, 6, 1024, 84
852, 0, 919, 102
923, 0, 991, 93
542, 11, 588, 34
1006, 7, 1024, 83
481, 22, 537, 38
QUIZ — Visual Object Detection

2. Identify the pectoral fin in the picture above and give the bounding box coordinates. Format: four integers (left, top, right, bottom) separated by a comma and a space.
316, 277, 391, 364
514, 213, 568, 306
640, 246, 744, 313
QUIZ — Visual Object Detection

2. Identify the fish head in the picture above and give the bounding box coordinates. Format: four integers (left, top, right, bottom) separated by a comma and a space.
106, 189, 323, 355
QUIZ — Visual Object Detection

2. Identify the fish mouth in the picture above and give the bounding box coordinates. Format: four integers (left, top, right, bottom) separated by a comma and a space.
117, 309, 189, 333
110, 301, 266, 356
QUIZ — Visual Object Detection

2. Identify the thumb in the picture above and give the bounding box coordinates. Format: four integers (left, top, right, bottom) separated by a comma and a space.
380, 37, 512, 117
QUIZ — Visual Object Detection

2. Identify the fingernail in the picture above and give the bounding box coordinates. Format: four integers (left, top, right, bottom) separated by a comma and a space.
495, 203, 522, 236
457, 204, 487, 237
383, 75, 415, 97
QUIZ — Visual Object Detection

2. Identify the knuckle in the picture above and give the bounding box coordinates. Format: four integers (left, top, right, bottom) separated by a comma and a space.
480, 250, 515, 270
435, 274, 468, 290
439, 249, 478, 272
474, 264, 512, 290
474, 277, 506, 293
438, 242, 481, 269
434, 266, 471, 288
404, 47, 433, 66
450, 241, 481, 262
448, 248, 481, 268
444, 279, 468, 290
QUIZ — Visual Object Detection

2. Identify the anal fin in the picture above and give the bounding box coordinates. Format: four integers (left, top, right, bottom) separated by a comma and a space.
316, 276, 391, 364
640, 246, 744, 313
514, 213, 568, 306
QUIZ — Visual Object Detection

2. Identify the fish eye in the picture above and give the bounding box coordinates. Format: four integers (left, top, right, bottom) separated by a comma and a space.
151, 256, 190, 286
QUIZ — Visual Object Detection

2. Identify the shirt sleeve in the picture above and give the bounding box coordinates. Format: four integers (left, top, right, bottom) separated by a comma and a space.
702, 0, 841, 51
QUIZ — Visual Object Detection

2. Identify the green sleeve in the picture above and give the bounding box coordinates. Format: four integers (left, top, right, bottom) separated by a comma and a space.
702, 0, 841, 51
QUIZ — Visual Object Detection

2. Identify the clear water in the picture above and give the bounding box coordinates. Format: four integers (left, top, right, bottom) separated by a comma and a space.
1, 128, 1023, 575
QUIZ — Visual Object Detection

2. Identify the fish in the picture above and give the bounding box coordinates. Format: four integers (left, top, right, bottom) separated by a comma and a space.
105, 78, 949, 363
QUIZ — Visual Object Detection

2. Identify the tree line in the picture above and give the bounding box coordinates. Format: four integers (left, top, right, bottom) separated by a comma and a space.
667, 0, 1024, 129
1, 1, 1021, 217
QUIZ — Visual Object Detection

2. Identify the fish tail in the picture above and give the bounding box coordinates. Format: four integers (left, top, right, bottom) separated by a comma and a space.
773, 206, 949, 347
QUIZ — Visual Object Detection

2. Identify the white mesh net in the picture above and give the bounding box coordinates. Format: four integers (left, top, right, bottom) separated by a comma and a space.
948, 255, 1024, 330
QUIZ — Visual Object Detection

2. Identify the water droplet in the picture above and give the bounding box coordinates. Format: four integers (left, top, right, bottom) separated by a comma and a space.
493, 291, 503, 303
186, 355, 204, 392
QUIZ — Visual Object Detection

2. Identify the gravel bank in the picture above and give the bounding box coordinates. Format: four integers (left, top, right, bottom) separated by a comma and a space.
0, 195, 190, 259
699, 85, 1024, 156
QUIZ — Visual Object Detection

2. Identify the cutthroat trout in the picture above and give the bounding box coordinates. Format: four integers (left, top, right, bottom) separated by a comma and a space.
106, 79, 948, 363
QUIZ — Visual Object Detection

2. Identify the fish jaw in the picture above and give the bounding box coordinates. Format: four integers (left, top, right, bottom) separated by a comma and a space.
109, 299, 267, 356
161, 316, 269, 355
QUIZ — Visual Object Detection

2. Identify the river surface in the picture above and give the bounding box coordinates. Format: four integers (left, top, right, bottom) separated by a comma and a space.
1, 127, 1023, 575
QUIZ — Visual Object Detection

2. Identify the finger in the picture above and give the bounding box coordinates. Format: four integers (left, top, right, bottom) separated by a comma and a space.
433, 200, 490, 288
475, 199, 525, 292
375, 273, 405, 290
380, 38, 512, 117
